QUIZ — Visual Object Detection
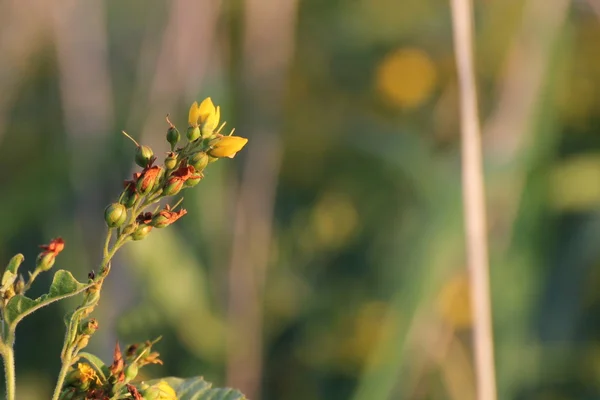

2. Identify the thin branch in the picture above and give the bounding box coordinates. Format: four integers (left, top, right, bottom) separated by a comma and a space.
449, 0, 497, 400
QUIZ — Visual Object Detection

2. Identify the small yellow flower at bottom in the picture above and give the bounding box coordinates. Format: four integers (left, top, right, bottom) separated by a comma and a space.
77, 363, 102, 386
208, 136, 249, 158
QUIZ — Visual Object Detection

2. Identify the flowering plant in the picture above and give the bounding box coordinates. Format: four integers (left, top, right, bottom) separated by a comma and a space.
0, 98, 248, 400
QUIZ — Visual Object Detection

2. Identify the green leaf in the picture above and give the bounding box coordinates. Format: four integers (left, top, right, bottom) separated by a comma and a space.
3, 254, 24, 281
0, 254, 23, 292
4, 295, 38, 325
77, 352, 108, 381
145, 377, 247, 400
6, 270, 90, 328
48, 270, 85, 296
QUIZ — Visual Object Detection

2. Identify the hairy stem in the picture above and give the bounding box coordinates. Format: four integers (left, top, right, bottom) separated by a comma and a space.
51, 352, 72, 400
3, 353, 15, 400
1, 342, 15, 400
52, 201, 142, 398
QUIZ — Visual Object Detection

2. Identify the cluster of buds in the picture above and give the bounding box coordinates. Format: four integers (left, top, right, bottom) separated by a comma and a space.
0, 238, 66, 307
60, 339, 173, 400
103, 98, 247, 248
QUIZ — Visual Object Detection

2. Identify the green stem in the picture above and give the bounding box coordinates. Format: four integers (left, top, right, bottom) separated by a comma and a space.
52, 226, 127, 398
2, 346, 15, 400
23, 269, 41, 292
52, 191, 152, 398
103, 229, 113, 259
50, 352, 72, 400
0, 327, 16, 400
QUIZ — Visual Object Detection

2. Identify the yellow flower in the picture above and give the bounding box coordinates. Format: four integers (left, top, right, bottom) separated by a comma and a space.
208, 136, 248, 158
188, 101, 201, 127
76, 363, 102, 385
189, 98, 221, 138
143, 380, 177, 400
197, 97, 215, 123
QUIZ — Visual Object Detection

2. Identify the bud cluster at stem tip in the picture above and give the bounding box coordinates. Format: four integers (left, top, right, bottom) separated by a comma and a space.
104, 97, 247, 247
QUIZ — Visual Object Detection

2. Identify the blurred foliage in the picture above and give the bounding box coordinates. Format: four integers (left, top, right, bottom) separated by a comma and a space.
2, 0, 600, 399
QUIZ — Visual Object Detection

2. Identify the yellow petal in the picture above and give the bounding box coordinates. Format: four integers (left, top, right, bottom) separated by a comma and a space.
208, 136, 248, 158
201, 105, 220, 137
188, 101, 200, 126
197, 97, 215, 123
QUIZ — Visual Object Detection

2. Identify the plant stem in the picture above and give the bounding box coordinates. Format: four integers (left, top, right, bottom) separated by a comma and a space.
1, 343, 16, 400
449, 0, 497, 399
52, 225, 128, 398
51, 352, 72, 400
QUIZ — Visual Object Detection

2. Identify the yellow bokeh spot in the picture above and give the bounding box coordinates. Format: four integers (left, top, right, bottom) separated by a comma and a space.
437, 273, 472, 330
375, 48, 437, 109
311, 192, 359, 250
338, 301, 391, 367
550, 155, 600, 211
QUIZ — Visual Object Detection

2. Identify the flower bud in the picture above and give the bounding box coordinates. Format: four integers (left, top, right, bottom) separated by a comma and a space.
186, 126, 200, 142
136, 166, 161, 195
150, 206, 187, 228
164, 152, 178, 170
208, 136, 248, 158
121, 224, 137, 236
75, 335, 90, 351
153, 167, 165, 191
14, 275, 25, 295
104, 203, 128, 228
120, 189, 139, 209
132, 224, 152, 241
166, 126, 180, 151
189, 151, 209, 171
162, 177, 184, 196
124, 364, 138, 383
36, 252, 55, 272
79, 318, 99, 335
135, 145, 154, 168
150, 214, 170, 229
184, 173, 203, 187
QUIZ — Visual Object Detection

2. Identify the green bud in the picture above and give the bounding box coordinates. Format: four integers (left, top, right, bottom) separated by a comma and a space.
136, 167, 161, 195
187, 126, 200, 142
36, 252, 55, 272
184, 173, 203, 187
122, 224, 137, 236
150, 214, 169, 229
132, 224, 152, 241
104, 203, 128, 228
75, 335, 90, 351
163, 177, 184, 196
189, 152, 209, 171
124, 364, 139, 383
79, 318, 99, 335
120, 190, 139, 209
165, 152, 178, 170
166, 127, 180, 151
135, 145, 154, 168
153, 166, 165, 191
14, 275, 25, 295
